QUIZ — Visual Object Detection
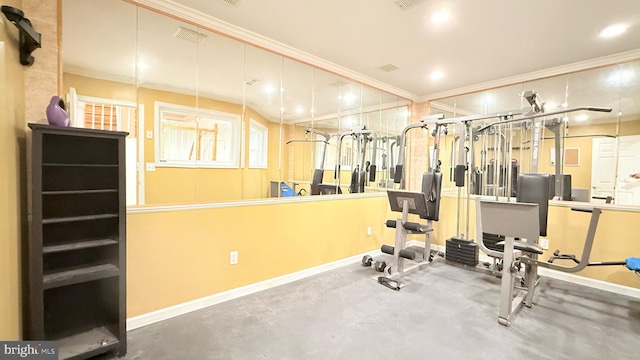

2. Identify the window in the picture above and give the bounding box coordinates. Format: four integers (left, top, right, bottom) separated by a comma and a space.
155, 102, 240, 168
249, 119, 268, 168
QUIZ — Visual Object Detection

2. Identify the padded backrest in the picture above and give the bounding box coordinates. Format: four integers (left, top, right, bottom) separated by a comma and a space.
421, 171, 442, 221
359, 171, 366, 193
310, 169, 324, 195
548, 174, 572, 200
516, 173, 550, 237
349, 168, 359, 193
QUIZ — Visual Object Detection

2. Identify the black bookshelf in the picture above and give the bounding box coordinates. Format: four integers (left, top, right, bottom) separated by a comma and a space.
27, 123, 127, 360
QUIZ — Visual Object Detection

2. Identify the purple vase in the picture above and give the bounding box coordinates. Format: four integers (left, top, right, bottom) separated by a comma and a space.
46, 96, 70, 127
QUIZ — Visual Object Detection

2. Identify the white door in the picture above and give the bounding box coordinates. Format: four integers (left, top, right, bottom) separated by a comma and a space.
67, 87, 85, 127
615, 135, 640, 205
591, 137, 617, 201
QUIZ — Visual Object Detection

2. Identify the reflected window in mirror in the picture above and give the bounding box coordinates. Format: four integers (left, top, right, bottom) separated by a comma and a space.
249, 119, 268, 168
155, 102, 241, 168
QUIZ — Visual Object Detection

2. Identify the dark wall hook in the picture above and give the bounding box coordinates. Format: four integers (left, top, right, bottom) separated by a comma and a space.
1, 5, 42, 65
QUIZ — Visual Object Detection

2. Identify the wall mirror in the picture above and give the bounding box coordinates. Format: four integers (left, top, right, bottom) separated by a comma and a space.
62, 0, 413, 206
430, 59, 640, 206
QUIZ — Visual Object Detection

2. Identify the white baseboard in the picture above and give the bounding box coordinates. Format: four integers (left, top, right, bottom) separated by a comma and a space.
127, 248, 383, 331
430, 243, 640, 300
128, 241, 640, 330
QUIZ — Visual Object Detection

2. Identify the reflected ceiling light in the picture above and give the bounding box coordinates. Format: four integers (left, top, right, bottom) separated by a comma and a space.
575, 114, 589, 122
137, 60, 148, 71
607, 68, 636, 87
280, 107, 285, 112
431, 11, 450, 24
562, 102, 568, 109
429, 70, 444, 80
342, 93, 356, 103
296, 106, 304, 114
264, 85, 275, 94
618, 111, 623, 116
599, 23, 628, 38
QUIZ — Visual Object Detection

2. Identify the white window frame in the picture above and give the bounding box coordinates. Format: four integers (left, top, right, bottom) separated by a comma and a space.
154, 101, 241, 168
248, 119, 268, 169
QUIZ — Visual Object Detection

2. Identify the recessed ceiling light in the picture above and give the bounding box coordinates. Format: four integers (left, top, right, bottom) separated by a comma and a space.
431, 11, 450, 24
429, 71, 444, 80
296, 106, 304, 114
575, 114, 589, 122
599, 23, 628, 38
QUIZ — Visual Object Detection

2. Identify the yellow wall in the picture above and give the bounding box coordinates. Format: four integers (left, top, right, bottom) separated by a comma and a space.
127, 195, 394, 316
0, 0, 26, 339
431, 196, 640, 288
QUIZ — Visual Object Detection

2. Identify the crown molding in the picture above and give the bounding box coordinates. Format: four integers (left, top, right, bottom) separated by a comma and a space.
128, 0, 420, 102
421, 48, 640, 102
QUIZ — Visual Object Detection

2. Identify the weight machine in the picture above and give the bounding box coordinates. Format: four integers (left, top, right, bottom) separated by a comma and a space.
476, 173, 640, 326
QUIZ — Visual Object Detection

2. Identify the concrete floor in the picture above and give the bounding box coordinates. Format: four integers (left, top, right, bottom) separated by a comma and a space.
117, 258, 640, 360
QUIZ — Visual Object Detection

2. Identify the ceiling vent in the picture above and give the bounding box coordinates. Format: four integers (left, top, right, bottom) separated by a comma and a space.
329, 79, 349, 87
393, 0, 425, 10
218, 0, 239, 6
245, 78, 260, 86
174, 26, 207, 43
379, 63, 400, 72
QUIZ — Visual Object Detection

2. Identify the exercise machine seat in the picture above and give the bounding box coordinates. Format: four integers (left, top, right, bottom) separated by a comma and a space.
495, 240, 544, 255
627, 257, 640, 271
385, 220, 430, 233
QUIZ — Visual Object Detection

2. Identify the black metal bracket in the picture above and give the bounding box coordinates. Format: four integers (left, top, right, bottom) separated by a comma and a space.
1, 5, 42, 66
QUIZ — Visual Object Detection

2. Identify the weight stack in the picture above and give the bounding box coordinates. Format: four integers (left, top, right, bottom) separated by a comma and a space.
445, 237, 479, 266
482, 232, 505, 252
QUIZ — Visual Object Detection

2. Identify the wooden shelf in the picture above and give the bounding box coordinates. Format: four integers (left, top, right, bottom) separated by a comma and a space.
29, 124, 127, 358
42, 214, 119, 224
43, 239, 118, 254
43, 163, 118, 168
42, 189, 118, 195
57, 326, 119, 360
43, 264, 119, 289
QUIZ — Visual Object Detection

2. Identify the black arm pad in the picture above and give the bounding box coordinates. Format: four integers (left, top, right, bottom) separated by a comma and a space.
394, 165, 403, 183
369, 165, 376, 182
571, 207, 593, 213
454, 165, 465, 187
385, 220, 396, 228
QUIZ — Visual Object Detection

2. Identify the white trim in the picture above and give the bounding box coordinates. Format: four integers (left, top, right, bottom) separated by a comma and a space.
76, 95, 137, 109
430, 244, 640, 300
130, 0, 418, 102
422, 49, 640, 101
126, 191, 385, 214
438, 192, 640, 213
126, 246, 384, 331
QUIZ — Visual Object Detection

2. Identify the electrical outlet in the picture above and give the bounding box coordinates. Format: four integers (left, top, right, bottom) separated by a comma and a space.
146, 130, 153, 139
540, 238, 549, 250
367, 226, 372, 236
230, 251, 238, 265
145, 163, 156, 171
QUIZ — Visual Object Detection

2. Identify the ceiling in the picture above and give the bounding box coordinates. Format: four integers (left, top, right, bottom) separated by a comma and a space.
169, 0, 640, 98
